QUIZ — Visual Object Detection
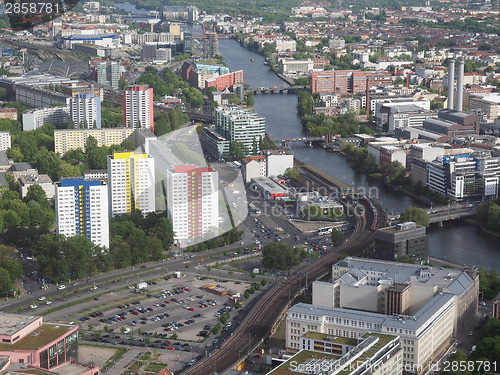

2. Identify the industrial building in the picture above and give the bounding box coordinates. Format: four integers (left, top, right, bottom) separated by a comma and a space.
251, 177, 288, 199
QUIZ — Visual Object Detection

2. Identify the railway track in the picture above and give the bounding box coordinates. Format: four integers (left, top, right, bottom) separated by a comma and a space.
181, 179, 380, 374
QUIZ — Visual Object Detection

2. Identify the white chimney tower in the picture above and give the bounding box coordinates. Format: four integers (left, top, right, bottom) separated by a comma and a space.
456, 58, 465, 112
447, 59, 455, 110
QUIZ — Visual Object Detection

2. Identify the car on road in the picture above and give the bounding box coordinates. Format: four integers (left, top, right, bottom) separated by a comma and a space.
469, 331, 473, 336
57, 285, 66, 290
38, 296, 46, 301
30, 304, 37, 309
254, 354, 262, 358
46, 300, 52, 305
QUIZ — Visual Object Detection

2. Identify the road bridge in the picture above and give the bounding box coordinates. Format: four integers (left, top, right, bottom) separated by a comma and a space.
427, 207, 476, 224
250, 87, 299, 95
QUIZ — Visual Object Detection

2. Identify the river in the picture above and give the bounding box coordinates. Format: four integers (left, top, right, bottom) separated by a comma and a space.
218, 38, 500, 271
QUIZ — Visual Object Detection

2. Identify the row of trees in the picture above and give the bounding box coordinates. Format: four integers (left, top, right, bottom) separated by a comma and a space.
478, 268, 500, 300
0, 182, 55, 232
476, 201, 500, 233
135, 66, 204, 110
185, 228, 243, 253
154, 108, 189, 137
342, 144, 406, 185
33, 211, 174, 280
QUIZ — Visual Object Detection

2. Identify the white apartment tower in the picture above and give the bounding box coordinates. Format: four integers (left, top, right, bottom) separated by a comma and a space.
55, 178, 109, 248
123, 85, 154, 133
67, 93, 101, 129
107, 152, 155, 217
166, 166, 218, 245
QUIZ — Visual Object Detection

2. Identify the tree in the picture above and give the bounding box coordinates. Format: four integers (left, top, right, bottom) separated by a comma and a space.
118, 77, 128, 90
229, 141, 249, 160
0, 260, 23, 280
24, 184, 50, 208
262, 242, 300, 271
285, 167, 300, 180
0, 267, 14, 295
331, 229, 343, 247
399, 207, 429, 227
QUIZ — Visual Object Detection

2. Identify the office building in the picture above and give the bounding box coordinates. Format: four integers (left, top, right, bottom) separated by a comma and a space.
267, 333, 402, 375
427, 154, 500, 200
166, 166, 218, 245
0, 108, 17, 120
124, 85, 154, 132
107, 152, 155, 217
55, 178, 109, 248
215, 107, 266, 156
374, 222, 428, 261
22, 106, 70, 131
60, 82, 103, 100
205, 70, 244, 91
0, 313, 98, 374
311, 70, 393, 94
279, 58, 314, 74
0, 131, 11, 151
287, 257, 479, 374
200, 127, 230, 161
67, 93, 101, 129
54, 127, 134, 155
141, 44, 172, 62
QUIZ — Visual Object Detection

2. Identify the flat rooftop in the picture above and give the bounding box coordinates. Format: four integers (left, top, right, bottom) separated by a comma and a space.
0, 314, 40, 336
0, 323, 74, 351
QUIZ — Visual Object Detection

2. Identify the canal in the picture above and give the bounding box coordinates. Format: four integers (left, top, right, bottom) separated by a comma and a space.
218, 38, 500, 271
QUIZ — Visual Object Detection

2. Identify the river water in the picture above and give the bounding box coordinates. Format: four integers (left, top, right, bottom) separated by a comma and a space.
218, 38, 500, 271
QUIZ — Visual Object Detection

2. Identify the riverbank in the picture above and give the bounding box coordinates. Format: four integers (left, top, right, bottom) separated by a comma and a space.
464, 217, 500, 238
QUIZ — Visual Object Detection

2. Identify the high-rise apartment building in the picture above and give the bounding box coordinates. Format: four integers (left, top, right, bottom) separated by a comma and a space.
123, 85, 154, 132
107, 152, 155, 217
55, 178, 109, 248
215, 107, 266, 156
166, 166, 218, 245
95, 61, 121, 88
203, 31, 218, 58
67, 93, 101, 129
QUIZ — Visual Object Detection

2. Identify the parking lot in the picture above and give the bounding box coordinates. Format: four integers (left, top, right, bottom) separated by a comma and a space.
47, 274, 250, 344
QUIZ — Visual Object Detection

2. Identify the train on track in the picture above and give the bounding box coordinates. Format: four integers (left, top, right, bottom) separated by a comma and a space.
359, 195, 378, 230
